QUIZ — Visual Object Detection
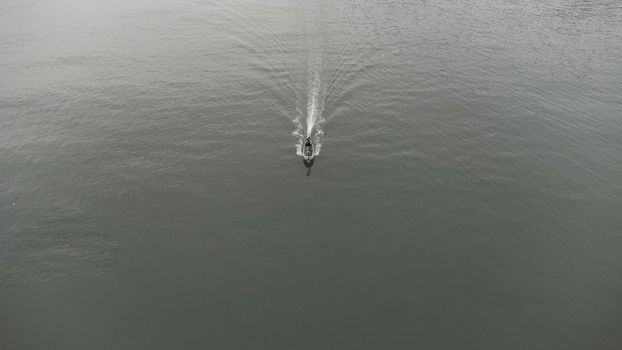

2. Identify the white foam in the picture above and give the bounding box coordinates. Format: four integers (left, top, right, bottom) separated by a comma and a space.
307, 69, 321, 137
294, 61, 325, 156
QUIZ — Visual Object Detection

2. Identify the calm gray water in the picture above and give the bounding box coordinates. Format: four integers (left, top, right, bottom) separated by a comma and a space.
1, 0, 622, 348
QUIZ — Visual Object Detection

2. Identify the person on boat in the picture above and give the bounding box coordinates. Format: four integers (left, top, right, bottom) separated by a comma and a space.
304, 137, 314, 160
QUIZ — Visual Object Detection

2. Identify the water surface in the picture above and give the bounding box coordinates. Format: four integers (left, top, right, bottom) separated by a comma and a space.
1, 0, 622, 348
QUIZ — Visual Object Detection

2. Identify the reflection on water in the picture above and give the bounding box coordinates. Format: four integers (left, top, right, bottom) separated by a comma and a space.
303, 157, 315, 176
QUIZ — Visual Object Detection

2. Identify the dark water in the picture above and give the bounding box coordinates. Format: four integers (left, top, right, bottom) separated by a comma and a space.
2, 0, 622, 348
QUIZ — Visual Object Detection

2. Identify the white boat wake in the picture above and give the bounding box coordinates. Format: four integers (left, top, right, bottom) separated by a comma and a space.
294, 55, 325, 157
